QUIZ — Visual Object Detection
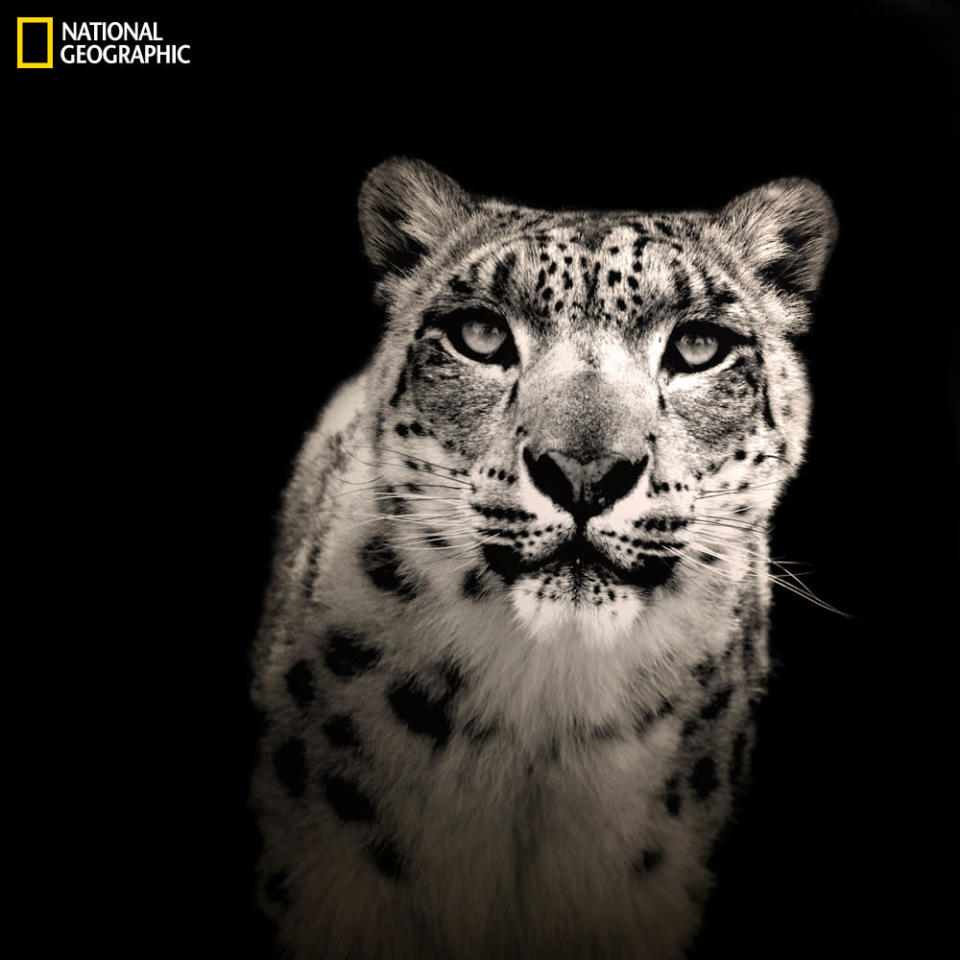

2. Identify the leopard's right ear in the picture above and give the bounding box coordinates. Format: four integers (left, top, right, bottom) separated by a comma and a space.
358, 158, 472, 277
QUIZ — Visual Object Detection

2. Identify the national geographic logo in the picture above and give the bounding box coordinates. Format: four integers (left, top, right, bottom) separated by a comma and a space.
17, 17, 52, 67
16, 18, 191, 67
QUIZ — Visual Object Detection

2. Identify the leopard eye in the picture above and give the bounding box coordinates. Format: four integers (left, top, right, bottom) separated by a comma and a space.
442, 309, 517, 366
664, 322, 739, 373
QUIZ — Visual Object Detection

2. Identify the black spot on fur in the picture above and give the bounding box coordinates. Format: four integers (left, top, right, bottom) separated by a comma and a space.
423, 529, 450, 549
273, 738, 307, 799
490, 252, 517, 300
387, 665, 463, 749
361, 535, 418, 601
369, 836, 405, 880
323, 776, 376, 822
700, 687, 733, 720
690, 756, 720, 799
325, 631, 381, 678
285, 660, 315, 709
376, 484, 409, 517
607, 269, 622, 287
672, 263, 692, 312
302, 542, 321, 600
323, 714, 361, 749
761, 382, 778, 430
634, 849, 664, 873
449, 274, 472, 296
692, 657, 717, 687
462, 567, 488, 599
664, 776, 682, 816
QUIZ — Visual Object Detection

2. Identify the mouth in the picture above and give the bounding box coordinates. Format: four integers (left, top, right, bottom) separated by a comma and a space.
482, 535, 679, 591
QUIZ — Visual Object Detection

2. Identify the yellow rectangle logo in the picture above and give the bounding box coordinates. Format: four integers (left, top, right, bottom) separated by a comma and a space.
17, 17, 54, 68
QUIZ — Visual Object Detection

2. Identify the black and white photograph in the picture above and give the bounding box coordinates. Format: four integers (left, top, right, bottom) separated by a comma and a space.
13, 4, 956, 957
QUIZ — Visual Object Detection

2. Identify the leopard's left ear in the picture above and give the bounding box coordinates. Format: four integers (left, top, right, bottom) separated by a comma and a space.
716, 178, 838, 299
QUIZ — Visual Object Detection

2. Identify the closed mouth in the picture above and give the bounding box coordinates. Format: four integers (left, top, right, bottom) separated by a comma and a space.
482, 536, 679, 590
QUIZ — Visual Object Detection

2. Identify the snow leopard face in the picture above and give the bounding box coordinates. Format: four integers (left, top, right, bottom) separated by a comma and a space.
357, 159, 836, 644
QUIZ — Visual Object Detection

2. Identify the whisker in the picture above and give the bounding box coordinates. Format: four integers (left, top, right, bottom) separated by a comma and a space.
688, 517, 768, 533
765, 574, 850, 617
367, 494, 467, 505
331, 485, 463, 501
329, 471, 385, 487
338, 443, 474, 488
696, 480, 782, 499
667, 547, 745, 585
376, 445, 474, 485
675, 537, 848, 617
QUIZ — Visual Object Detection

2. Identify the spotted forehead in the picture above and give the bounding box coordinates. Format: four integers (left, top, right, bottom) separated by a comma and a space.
443, 216, 741, 333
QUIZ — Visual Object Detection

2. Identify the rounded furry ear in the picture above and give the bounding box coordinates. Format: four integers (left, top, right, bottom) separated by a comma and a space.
358, 158, 472, 276
717, 178, 838, 299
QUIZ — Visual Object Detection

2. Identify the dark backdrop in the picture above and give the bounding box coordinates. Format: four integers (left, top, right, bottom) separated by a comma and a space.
13, 4, 956, 957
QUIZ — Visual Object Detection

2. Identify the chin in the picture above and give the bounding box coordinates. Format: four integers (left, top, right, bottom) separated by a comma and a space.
509, 575, 648, 648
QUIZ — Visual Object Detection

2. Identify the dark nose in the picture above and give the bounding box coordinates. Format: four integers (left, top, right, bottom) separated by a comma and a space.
522, 448, 648, 522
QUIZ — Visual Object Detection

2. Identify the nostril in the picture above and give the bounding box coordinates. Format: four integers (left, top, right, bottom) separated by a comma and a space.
522, 448, 574, 509
595, 455, 648, 507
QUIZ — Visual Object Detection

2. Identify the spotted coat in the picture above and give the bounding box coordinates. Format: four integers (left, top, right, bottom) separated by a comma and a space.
251, 159, 836, 959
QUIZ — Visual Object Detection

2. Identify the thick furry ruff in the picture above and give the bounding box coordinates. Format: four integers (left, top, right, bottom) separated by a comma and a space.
251, 159, 831, 959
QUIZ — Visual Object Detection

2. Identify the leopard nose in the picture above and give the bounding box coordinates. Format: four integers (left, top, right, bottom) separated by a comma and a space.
522, 448, 648, 521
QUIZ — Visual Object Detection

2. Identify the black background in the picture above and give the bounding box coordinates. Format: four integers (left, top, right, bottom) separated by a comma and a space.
13, 4, 957, 957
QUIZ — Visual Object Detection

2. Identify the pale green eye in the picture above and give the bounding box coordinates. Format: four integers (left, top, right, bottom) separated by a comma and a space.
674, 332, 719, 367
461, 320, 507, 356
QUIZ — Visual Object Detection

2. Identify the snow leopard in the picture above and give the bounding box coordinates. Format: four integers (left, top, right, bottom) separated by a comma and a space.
251, 157, 837, 959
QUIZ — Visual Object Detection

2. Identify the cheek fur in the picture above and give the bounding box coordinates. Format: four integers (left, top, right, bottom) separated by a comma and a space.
409, 340, 515, 456
667, 354, 765, 449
